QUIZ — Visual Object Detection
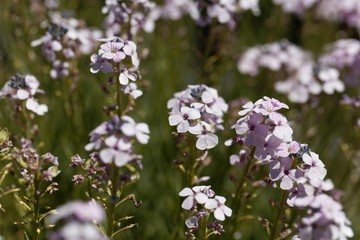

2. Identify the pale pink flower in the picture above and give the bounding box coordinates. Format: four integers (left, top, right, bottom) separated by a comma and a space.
302, 152, 327, 180
169, 107, 201, 133
99, 42, 125, 62
204, 196, 232, 221
179, 187, 209, 210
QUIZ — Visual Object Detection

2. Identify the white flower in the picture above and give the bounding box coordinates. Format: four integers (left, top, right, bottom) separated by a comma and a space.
169, 107, 201, 133
205, 196, 232, 221
26, 98, 48, 115
318, 68, 344, 94
302, 152, 327, 180
123, 82, 142, 99
121, 116, 150, 144
119, 69, 137, 85
98, 135, 133, 166
179, 187, 209, 210
190, 122, 218, 150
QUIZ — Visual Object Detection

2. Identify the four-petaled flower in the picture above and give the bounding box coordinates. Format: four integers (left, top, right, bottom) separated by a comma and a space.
99, 42, 126, 62
204, 196, 232, 221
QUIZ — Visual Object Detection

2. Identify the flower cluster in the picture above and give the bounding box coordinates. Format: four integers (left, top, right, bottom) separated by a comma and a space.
102, 0, 157, 37
90, 36, 143, 98
272, 0, 319, 15
320, 39, 360, 86
273, 0, 360, 32
291, 178, 354, 240
179, 185, 232, 236
168, 84, 228, 150
85, 115, 149, 168
0, 74, 48, 115
316, 0, 360, 32
31, 9, 101, 79
154, 0, 260, 27
46, 200, 107, 240
227, 97, 353, 239
237, 40, 345, 103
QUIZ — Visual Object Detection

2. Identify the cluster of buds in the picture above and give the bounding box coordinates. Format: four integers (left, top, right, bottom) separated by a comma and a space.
168, 84, 228, 150
85, 115, 149, 168
90, 36, 143, 99
238, 40, 344, 103
13, 138, 59, 190
46, 200, 107, 240
102, 0, 158, 37
31, 8, 101, 79
154, 0, 260, 27
226, 97, 353, 239
179, 185, 232, 236
70, 154, 108, 192
0, 74, 48, 115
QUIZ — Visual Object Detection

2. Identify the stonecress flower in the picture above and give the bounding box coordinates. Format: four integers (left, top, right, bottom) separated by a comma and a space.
99, 41, 126, 63
238, 40, 345, 103
31, 13, 102, 80
204, 196, 232, 221
179, 186, 212, 210
179, 185, 231, 233
102, 0, 158, 37
302, 151, 327, 181
168, 84, 227, 150
0, 74, 48, 115
90, 54, 113, 73
227, 96, 353, 240
123, 82, 143, 99
46, 200, 107, 240
154, 0, 260, 27
85, 115, 149, 167
168, 106, 201, 133
91, 37, 141, 94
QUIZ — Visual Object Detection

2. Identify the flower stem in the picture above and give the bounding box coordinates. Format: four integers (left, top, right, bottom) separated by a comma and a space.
186, 135, 198, 186
116, 74, 122, 116
227, 147, 255, 238
107, 162, 120, 238
32, 172, 40, 240
269, 191, 287, 240
197, 215, 208, 240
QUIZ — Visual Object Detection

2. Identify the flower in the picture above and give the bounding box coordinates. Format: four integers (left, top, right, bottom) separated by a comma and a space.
46, 200, 107, 240
179, 186, 209, 210
168, 84, 227, 150
26, 98, 48, 115
119, 69, 137, 85
123, 82, 143, 99
169, 107, 201, 133
302, 151, 327, 180
85, 115, 149, 167
99, 42, 126, 62
90, 54, 113, 73
205, 196, 232, 221
0, 74, 48, 115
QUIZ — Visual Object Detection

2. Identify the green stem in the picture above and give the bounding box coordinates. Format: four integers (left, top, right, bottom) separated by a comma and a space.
22, 102, 31, 139
269, 191, 287, 240
197, 214, 208, 240
107, 162, 120, 238
186, 136, 198, 186
32, 172, 40, 240
116, 75, 122, 116
228, 147, 255, 238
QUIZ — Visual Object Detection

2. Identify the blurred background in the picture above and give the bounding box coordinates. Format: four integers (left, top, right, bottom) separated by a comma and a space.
0, 0, 359, 239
